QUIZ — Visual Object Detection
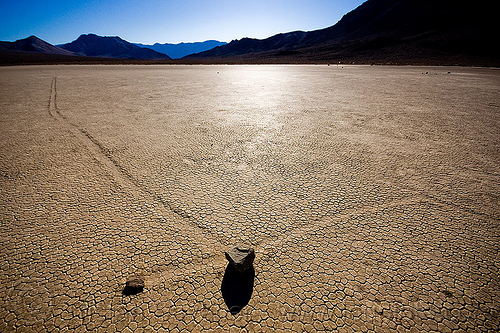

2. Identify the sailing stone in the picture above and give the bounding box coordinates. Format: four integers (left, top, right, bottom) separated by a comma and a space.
225, 246, 255, 273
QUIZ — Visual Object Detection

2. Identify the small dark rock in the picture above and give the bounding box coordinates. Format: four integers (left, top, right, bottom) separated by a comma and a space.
225, 246, 255, 273
127, 274, 144, 288
123, 274, 144, 295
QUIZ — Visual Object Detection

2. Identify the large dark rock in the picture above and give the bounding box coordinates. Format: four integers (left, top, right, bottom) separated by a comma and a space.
225, 246, 255, 273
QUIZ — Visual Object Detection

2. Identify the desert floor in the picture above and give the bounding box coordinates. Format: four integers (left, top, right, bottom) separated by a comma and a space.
0, 65, 499, 332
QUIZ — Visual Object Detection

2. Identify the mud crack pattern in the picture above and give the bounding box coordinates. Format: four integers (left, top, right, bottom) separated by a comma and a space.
0, 65, 499, 332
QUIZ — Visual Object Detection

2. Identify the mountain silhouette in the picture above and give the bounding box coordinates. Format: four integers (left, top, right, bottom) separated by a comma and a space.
0, 35, 75, 55
59, 34, 171, 60
185, 0, 497, 65
134, 40, 226, 59
1, 0, 497, 66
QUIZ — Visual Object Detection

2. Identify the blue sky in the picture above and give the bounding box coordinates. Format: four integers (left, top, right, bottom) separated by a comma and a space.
0, 0, 365, 45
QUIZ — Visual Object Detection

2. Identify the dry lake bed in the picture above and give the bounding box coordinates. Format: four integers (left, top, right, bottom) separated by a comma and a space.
0, 65, 499, 332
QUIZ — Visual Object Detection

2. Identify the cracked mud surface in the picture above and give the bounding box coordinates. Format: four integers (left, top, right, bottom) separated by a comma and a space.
1, 65, 499, 332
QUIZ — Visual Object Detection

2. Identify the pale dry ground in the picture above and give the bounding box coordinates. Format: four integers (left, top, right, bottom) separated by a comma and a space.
0, 65, 499, 332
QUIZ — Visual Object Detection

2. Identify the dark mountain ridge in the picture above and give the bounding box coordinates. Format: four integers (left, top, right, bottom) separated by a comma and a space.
59, 34, 171, 59
197, 31, 309, 58
186, 0, 498, 66
1, 0, 497, 66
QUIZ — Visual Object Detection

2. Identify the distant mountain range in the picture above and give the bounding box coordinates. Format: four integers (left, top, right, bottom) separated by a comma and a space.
134, 40, 226, 59
186, 0, 497, 65
0, 35, 74, 56
1, 0, 498, 66
0, 34, 172, 64
0, 34, 229, 63
58, 34, 170, 59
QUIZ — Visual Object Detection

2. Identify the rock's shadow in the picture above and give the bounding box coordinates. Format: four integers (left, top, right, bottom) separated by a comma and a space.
122, 285, 143, 296
221, 263, 255, 314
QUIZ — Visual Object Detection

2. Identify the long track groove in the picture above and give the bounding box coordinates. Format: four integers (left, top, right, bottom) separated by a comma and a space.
47, 77, 225, 249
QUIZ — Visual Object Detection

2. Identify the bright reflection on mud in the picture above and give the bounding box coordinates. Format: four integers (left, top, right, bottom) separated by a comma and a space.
212, 65, 295, 129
